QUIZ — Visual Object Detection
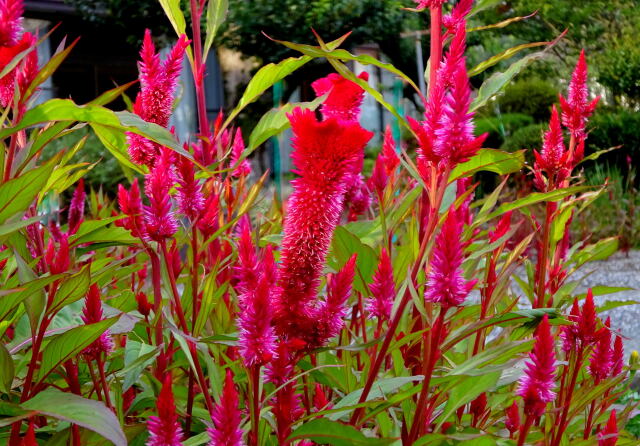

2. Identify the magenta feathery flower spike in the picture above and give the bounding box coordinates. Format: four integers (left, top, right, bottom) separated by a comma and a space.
127, 30, 189, 166
424, 206, 476, 308
559, 50, 600, 140
413, 0, 447, 9
589, 317, 613, 382
175, 154, 204, 221
505, 401, 520, 436
144, 149, 178, 242
598, 410, 618, 446
0, 0, 23, 47
0, 32, 32, 107
273, 108, 372, 341
560, 298, 581, 354
578, 289, 598, 345
117, 179, 146, 238
208, 369, 245, 446
381, 126, 400, 174
344, 174, 371, 221
234, 216, 259, 293
81, 284, 114, 358
147, 374, 183, 446
315, 254, 357, 344
311, 71, 369, 122
611, 335, 624, 377
443, 0, 473, 35
366, 248, 395, 321
44, 235, 69, 275
237, 244, 277, 366
369, 155, 388, 197
230, 129, 252, 178
68, 178, 86, 235
534, 106, 566, 174
517, 314, 557, 418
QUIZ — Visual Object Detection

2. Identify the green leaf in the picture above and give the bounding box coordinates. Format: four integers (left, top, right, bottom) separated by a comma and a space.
288, 418, 394, 445
0, 162, 55, 224
469, 41, 549, 77
0, 274, 65, 322
224, 56, 312, 128
48, 266, 91, 314
0, 343, 15, 394
471, 31, 565, 111
248, 96, 325, 151
91, 123, 145, 176
485, 186, 591, 221
120, 341, 160, 391
158, 0, 186, 36
37, 317, 118, 383
0, 216, 40, 240
451, 149, 525, 181
571, 237, 619, 268
22, 387, 126, 446
88, 81, 137, 107
330, 226, 377, 294
71, 226, 138, 247
204, 0, 228, 57
23, 38, 79, 101
328, 376, 423, 421
435, 372, 500, 430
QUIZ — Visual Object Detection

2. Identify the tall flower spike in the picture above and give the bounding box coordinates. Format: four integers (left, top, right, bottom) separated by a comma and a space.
380, 126, 400, 174
44, 235, 69, 275
505, 401, 520, 437
315, 254, 357, 344
127, 30, 189, 166
559, 50, 600, 140
598, 410, 618, 446
589, 317, 613, 382
611, 335, 624, 377
117, 179, 146, 238
208, 370, 245, 446
311, 72, 369, 122
273, 108, 372, 341
366, 248, 395, 321
81, 284, 114, 358
237, 246, 277, 367
20, 421, 37, 446
230, 129, 252, 178
68, 179, 86, 235
176, 155, 204, 221
424, 207, 476, 308
147, 374, 183, 446
144, 149, 178, 241
517, 314, 557, 418
234, 216, 259, 293
0, 31, 33, 107
413, 0, 448, 9
0, 0, 23, 47
534, 106, 566, 174
578, 289, 598, 345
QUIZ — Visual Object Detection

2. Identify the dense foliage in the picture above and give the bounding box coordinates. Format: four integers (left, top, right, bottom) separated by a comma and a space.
0, 0, 638, 445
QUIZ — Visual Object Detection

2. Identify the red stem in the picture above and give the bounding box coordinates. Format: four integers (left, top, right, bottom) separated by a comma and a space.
535, 201, 554, 308
150, 252, 164, 347
517, 414, 535, 446
249, 365, 261, 446
96, 354, 113, 410
552, 348, 584, 446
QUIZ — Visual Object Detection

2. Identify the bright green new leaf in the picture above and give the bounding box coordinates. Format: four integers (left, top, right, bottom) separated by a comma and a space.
288, 418, 394, 445
450, 149, 525, 181
204, 0, 228, 57
0, 343, 14, 394
48, 266, 91, 314
0, 162, 55, 224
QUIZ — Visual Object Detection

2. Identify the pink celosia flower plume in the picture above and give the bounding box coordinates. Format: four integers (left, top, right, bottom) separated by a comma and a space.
127, 30, 189, 166
208, 370, 245, 446
117, 179, 146, 238
505, 401, 520, 437
424, 206, 476, 308
311, 72, 369, 122
144, 149, 178, 241
534, 106, 566, 175
147, 374, 183, 446
81, 284, 114, 358
366, 248, 395, 321
517, 315, 557, 418
273, 108, 372, 343
560, 289, 598, 353
559, 50, 599, 141
0, 0, 23, 47
230, 129, 252, 178
236, 220, 277, 367
597, 410, 618, 446
44, 235, 69, 275
611, 335, 624, 377
0, 31, 35, 108
408, 10, 486, 169
68, 179, 86, 235
380, 126, 400, 174
589, 317, 613, 382
413, 0, 448, 9
176, 155, 204, 221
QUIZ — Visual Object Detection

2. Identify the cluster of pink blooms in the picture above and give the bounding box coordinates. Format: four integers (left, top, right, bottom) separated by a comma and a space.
81, 284, 114, 359
208, 370, 244, 446
146, 375, 183, 446
0, 0, 38, 110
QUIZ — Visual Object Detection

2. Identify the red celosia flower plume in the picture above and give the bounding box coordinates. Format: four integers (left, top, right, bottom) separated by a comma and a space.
144, 149, 178, 241
117, 179, 146, 238
81, 284, 114, 358
517, 314, 557, 418
611, 335, 624, 377
68, 179, 86, 235
505, 401, 520, 437
208, 370, 245, 446
534, 106, 566, 175
489, 211, 513, 243
176, 155, 204, 221
230, 129, 252, 178
44, 235, 69, 275
311, 72, 369, 122
561, 289, 598, 353
589, 317, 613, 382
127, 30, 189, 166
597, 410, 618, 446
0, 31, 35, 107
559, 50, 599, 141
147, 374, 183, 446
20, 421, 37, 446
366, 248, 395, 321
369, 154, 388, 197
413, 0, 448, 8
0, 0, 23, 47
424, 206, 476, 309
234, 216, 259, 292
273, 108, 372, 342
380, 126, 400, 174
